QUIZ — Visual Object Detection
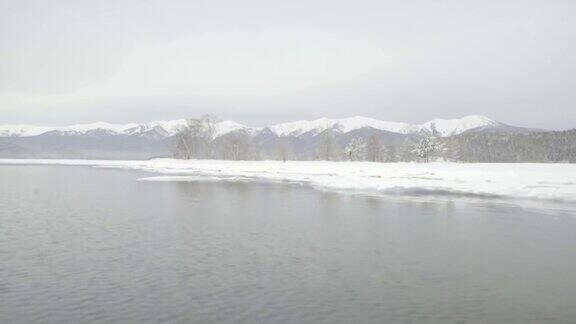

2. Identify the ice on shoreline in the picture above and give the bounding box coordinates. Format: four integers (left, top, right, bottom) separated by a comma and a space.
1, 158, 576, 206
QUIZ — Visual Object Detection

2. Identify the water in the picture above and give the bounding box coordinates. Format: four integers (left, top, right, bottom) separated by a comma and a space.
1, 165, 576, 323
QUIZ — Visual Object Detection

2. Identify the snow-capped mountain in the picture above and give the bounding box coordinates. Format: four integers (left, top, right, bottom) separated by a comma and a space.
266, 115, 500, 137
0, 119, 252, 138
419, 115, 500, 136
0, 115, 511, 139
268, 116, 412, 136
0, 115, 542, 160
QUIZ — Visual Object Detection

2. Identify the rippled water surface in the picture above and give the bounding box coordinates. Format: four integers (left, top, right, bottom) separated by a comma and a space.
1, 165, 576, 323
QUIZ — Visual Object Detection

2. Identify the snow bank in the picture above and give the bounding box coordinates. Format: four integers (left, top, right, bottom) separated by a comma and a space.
1, 159, 576, 206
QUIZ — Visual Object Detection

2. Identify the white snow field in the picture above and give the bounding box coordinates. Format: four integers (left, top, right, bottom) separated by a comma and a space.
1, 159, 576, 207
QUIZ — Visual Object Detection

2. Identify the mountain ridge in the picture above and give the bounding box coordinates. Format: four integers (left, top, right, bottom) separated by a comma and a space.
0, 115, 521, 138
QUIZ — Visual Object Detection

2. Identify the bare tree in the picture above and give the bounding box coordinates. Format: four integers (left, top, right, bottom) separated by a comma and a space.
383, 144, 397, 162
366, 133, 384, 162
173, 115, 217, 159
174, 127, 193, 159
317, 130, 340, 161
276, 136, 290, 162
221, 132, 252, 160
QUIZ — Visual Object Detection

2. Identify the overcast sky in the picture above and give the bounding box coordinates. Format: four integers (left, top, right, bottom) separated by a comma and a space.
1, 0, 575, 129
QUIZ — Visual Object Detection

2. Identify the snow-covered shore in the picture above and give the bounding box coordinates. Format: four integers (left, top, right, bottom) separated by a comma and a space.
1, 158, 576, 206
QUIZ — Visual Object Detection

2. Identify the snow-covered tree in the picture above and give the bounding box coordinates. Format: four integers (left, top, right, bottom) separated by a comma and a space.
345, 137, 367, 161
410, 130, 444, 162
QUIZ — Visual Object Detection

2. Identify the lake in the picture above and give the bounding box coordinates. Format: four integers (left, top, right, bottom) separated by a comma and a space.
1, 165, 576, 323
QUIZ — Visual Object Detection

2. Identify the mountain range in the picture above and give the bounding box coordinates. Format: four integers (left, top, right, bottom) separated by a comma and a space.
0, 115, 540, 159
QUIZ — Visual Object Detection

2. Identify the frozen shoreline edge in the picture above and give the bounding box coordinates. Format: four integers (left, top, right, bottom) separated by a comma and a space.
1, 158, 576, 209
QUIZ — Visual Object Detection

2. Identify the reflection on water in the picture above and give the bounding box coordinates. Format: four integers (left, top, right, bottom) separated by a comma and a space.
1, 165, 576, 323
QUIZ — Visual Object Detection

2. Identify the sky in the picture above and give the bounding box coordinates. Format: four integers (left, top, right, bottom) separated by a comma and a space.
0, 0, 575, 129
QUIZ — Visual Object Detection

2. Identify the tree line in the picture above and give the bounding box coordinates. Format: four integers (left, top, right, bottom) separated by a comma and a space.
173, 116, 576, 163
444, 130, 576, 163
174, 115, 259, 160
